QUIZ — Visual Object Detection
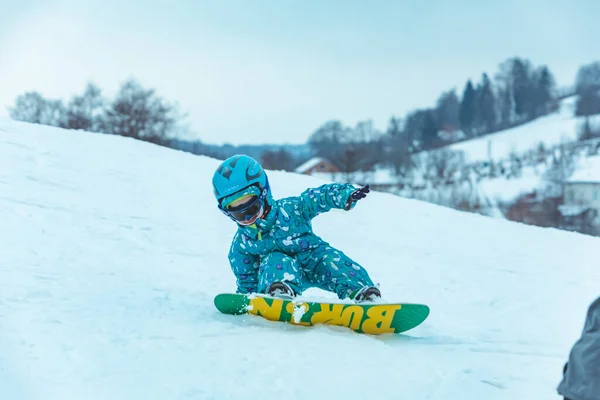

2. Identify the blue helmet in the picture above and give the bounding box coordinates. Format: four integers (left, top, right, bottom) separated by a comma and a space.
212, 155, 271, 205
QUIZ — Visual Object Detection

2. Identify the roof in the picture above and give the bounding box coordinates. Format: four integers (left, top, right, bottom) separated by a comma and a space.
558, 204, 591, 217
567, 156, 600, 184
294, 157, 329, 173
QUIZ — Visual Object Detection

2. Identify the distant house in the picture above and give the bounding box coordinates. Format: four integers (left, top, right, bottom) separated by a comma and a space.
437, 126, 466, 142
294, 157, 340, 175
559, 163, 600, 234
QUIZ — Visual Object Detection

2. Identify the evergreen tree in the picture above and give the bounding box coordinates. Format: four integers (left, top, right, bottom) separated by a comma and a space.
477, 73, 496, 132
534, 66, 555, 115
404, 109, 428, 149
576, 87, 600, 117
510, 58, 535, 118
575, 61, 600, 93
575, 62, 600, 140
459, 80, 477, 136
421, 110, 439, 149
576, 87, 600, 139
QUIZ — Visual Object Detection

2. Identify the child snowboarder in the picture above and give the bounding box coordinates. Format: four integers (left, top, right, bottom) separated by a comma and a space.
212, 154, 381, 303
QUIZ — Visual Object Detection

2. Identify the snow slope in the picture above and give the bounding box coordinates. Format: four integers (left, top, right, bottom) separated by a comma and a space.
448, 96, 581, 163
1, 119, 599, 400
569, 155, 600, 183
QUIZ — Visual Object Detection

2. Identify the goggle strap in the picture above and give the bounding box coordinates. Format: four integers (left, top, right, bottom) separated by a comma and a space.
223, 194, 257, 210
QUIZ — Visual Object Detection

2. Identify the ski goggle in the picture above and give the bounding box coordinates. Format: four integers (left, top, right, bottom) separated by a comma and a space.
223, 194, 264, 222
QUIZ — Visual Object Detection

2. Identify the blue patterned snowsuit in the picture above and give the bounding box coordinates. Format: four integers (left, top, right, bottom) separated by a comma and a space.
228, 183, 375, 299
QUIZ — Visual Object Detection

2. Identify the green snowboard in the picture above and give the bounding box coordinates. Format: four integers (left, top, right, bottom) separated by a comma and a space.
214, 293, 430, 335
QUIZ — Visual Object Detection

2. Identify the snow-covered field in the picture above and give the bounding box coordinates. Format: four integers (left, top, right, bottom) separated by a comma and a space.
569, 155, 600, 183
1, 119, 599, 399
405, 95, 600, 210
449, 96, 582, 163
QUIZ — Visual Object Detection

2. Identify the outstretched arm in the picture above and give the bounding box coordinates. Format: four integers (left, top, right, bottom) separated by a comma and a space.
228, 235, 259, 294
299, 183, 370, 220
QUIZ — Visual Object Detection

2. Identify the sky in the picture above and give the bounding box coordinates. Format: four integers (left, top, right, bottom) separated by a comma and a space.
1, 0, 599, 145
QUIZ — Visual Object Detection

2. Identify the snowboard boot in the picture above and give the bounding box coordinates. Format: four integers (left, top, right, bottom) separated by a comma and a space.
350, 286, 381, 303
267, 281, 296, 299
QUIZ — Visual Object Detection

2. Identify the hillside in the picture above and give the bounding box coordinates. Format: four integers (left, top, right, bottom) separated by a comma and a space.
1, 119, 599, 399
448, 96, 581, 163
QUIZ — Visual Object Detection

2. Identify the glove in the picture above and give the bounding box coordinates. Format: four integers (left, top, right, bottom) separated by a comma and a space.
345, 184, 370, 210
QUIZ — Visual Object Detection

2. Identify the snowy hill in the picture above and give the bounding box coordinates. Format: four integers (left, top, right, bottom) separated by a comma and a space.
394, 95, 600, 216
448, 96, 581, 163
1, 118, 599, 399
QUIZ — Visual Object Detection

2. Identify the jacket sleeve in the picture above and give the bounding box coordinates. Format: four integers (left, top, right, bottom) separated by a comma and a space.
228, 233, 259, 294
557, 296, 600, 399
299, 183, 357, 221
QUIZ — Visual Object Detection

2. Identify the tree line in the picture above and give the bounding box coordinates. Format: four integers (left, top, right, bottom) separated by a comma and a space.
306, 58, 600, 176
7, 57, 600, 174
575, 62, 600, 140
8, 79, 185, 145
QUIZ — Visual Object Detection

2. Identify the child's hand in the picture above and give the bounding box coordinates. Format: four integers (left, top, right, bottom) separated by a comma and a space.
345, 184, 370, 210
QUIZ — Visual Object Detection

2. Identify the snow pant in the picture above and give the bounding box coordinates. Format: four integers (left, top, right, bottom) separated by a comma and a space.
256, 243, 374, 299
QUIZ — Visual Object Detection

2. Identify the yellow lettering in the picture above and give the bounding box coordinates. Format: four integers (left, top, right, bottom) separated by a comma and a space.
311, 304, 364, 330
361, 305, 401, 334
342, 306, 364, 331
248, 296, 283, 322
311, 303, 343, 325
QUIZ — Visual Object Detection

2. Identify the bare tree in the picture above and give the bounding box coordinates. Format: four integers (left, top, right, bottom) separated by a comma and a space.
424, 148, 466, 185
101, 79, 184, 145
435, 90, 461, 131
347, 120, 384, 172
9, 92, 66, 127
384, 116, 412, 176
260, 148, 296, 171
536, 142, 548, 165
64, 83, 105, 132
495, 57, 555, 124
508, 150, 523, 178
308, 120, 348, 165
543, 144, 577, 197
308, 119, 383, 174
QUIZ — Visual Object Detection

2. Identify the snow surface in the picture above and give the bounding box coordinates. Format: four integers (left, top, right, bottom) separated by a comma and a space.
568, 155, 600, 183
478, 166, 548, 203
447, 96, 582, 163
1, 118, 600, 399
